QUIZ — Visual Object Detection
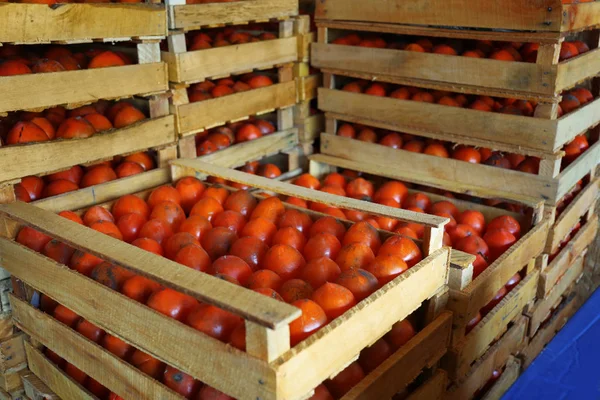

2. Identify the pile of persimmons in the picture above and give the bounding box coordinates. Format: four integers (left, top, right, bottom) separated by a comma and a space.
14, 152, 155, 201
18, 177, 423, 399
182, 25, 277, 51
195, 118, 277, 156
336, 123, 591, 173
187, 73, 276, 103
0, 45, 134, 76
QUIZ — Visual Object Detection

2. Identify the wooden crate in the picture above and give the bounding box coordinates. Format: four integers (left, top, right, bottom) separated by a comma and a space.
480, 356, 521, 400
317, 76, 600, 156
404, 370, 447, 400
539, 217, 598, 299
446, 317, 527, 400
165, 0, 298, 32
0, 160, 450, 400
0, 96, 176, 186
313, 23, 600, 100
442, 270, 538, 381
318, 126, 600, 206
0, 3, 166, 44
315, 0, 600, 33
20, 368, 59, 400
520, 291, 581, 369
0, 43, 168, 115
526, 254, 586, 337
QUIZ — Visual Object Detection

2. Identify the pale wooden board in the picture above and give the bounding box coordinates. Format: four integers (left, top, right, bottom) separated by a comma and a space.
163, 37, 298, 83
520, 294, 581, 368
0, 116, 175, 183
446, 317, 527, 400
447, 270, 539, 380
556, 98, 600, 151
0, 3, 166, 43
297, 74, 320, 102
320, 133, 551, 206
556, 48, 600, 92
541, 218, 598, 298
312, 43, 554, 95
528, 255, 585, 337
449, 220, 550, 329
13, 299, 182, 400
4, 247, 276, 399
0, 334, 25, 373
272, 249, 449, 399
170, 0, 298, 30
555, 140, 600, 203
481, 356, 521, 400
315, 0, 564, 32
0, 205, 300, 330
20, 367, 60, 400
0, 63, 168, 114
318, 89, 561, 154
171, 158, 449, 229
297, 113, 324, 143
562, 3, 600, 31
405, 370, 447, 400
176, 81, 297, 134
547, 179, 599, 253
341, 312, 452, 400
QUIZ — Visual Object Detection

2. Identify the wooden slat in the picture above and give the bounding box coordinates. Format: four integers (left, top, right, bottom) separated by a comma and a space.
341, 312, 452, 400
547, 179, 599, 253
0, 205, 300, 330
0, 3, 166, 43
312, 43, 554, 95
272, 249, 449, 399
561, 3, 600, 31
20, 367, 60, 400
0, 333, 26, 373
527, 256, 584, 337
24, 343, 95, 400
0, 63, 168, 114
481, 356, 521, 400
13, 298, 182, 400
405, 370, 447, 400
0, 116, 175, 183
318, 89, 561, 154
171, 158, 449, 229
163, 38, 298, 83
555, 140, 600, 203
556, 98, 600, 151
556, 48, 600, 92
449, 220, 550, 328
298, 74, 320, 102
315, 0, 564, 32
446, 317, 527, 400
320, 133, 550, 205
447, 270, 538, 380
176, 81, 297, 135
170, 0, 298, 30
3, 242, 276, 399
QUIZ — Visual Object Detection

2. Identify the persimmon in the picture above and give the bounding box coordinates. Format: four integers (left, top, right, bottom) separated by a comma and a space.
483, 229, 517, 262
456, 210, 486, 235
559, 42, 579, 61
411, 92, 434, 103
88, 51, 127, 69
455, 236, 490, 277
239, 217, 277, 245
186, 304, 242, 342
84, 113, 113, 132
45, 348, 66, 369
365, 255, 408, 286
90, 262, 132, 290
47, 165, 83, 185
53, 305, 80, 327
289, 299, 327, 346
56, 117, 96, 139
42, 239, 74, 264
201, 227, 238, 260
235, 124, 262, 142
379, 236, 423, 268
335, 243, 375, 271
571, 88, 594, 105
69, 250, 103, 276
505, 272, 522, 292
131, 350, 165, 380
342, 221, 381, 253
246, 269, 282, 291
303, 233, 342, 261
138, 218, 173, 246
278, 209, 313, 235
112, 194, 150, 220
480, 286, 507, 316
346, 178, 374, 200
487, 215, 521, 239
250, 196, 285, 224
312, 282, 356, 320
163, 366, 201, 399
148, 185, 182, 208
560, 93, 581, 114
163, 232, 200, 260
132, 237, 163, 256
327, 362, 365, 397
64, 363, 87, 385
6, 121, 49, 144
15, 175, 45, 202
337, 123, 356, 138
403, 193, 431, 210
80, 165, 117, 188
201, 186, 229, 205
385, 319, 416, 350
228, 236, 268, 272
190, 197, 224, 222
89, 220, 123, 240
121, 275, 162, 303
373, 181, 407, 205
222, 190, 256, 217
293, 173, 321, 190
147, 288, 198, 321
174, 244, 211, 273
42, 179, 79, 198
301, 257, 341, 289
272, 226, 307, 252
124, 152, 155, 171
428, 201, 460, 219
280, 279, 314, 303
359, 338, 393, 373
213, 255, 253, 285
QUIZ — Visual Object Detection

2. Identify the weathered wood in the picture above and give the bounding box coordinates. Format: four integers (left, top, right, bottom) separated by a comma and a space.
20, 368, 59, 400
404, 370, 447, 400
481, 356, 521, 400
556, 47, 600, 92
0, 334, 25, 374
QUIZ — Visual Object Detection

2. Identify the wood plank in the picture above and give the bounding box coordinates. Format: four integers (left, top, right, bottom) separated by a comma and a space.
446, 317, 527, 400
556, 98, 600, 151
547, 179, 599, 253
447, 270, 538, 380
0, 334, 26, 373
176, 81, 297, 134
341, 312, 452, 400
319, 89, 560, 154
13, 299, 182, 400
163, 37, 298, 83
320, 133, 551, 205
0, 206, 300, 330
0, 3, 166, 43
556, 48, 600, 92
171, 158, 449, 229
481, 356, 521, 400
555, 140, 600, 202
2, 240, 278, 399
527, 256, 584, 337
20, 368, 59, 400
0, 63, 168, 114
520, 294, 580, 368
273, 249, 449, 399
449, 220, 550, 328
0, 367, 24, 393
170, 0, 298, 30
561, 3, 600, 31
33, 168, 169, 213
315, 0, 563, 32
405, 370, 447, 400
0, 116, 175, 183
298, 74, 320, 102
312, 43, 554, 95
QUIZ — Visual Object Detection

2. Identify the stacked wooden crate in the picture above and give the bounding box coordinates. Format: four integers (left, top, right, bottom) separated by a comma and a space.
312, 0, 600, 398
0, 2, 177, 207
162, 0, 313, 171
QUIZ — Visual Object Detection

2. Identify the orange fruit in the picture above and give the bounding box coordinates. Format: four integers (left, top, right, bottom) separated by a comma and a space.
289, 299, 328, 346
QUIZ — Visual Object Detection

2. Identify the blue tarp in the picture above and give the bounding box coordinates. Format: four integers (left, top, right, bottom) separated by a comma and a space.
502, 288, 600, 400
